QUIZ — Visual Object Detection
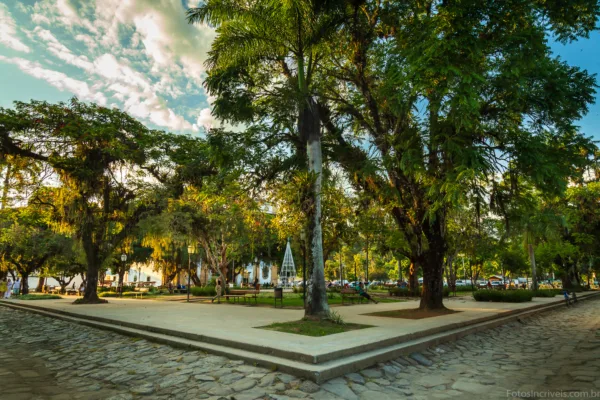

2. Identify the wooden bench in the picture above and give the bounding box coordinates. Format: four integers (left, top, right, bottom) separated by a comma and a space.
341, 288, 366, 305
229, 289, 260, 304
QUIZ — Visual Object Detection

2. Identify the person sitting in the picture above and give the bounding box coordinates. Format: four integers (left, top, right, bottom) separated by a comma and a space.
355, 282, 378, 304
563, 290, 571, 307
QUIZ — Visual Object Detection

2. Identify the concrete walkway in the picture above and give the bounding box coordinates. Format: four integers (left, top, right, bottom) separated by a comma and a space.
1, 294, 592, 361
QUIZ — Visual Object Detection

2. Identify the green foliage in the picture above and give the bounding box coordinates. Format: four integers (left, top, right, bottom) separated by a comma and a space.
17, 294, 62, 300
388, 286, 449, 297
473, 290, 533, 303
191, 286, 217, 297
532, 289, 562, 297
326, 310, 345, 325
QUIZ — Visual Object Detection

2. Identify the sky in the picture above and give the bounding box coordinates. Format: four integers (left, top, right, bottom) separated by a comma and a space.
0, 0, 599, 138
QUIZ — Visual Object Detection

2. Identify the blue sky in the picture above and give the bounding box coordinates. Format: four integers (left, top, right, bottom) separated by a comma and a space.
0, 1, 599, 138
0, 0, 216, 133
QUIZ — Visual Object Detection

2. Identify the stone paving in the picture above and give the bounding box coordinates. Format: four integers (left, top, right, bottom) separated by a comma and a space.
1, 298, 599, 400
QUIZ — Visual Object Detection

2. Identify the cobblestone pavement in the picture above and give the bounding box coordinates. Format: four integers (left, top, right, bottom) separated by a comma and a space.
1, 298, 599, 400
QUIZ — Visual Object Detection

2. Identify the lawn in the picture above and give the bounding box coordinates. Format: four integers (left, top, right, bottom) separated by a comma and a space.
221, 292, 405, 308
259, 318, 372, 337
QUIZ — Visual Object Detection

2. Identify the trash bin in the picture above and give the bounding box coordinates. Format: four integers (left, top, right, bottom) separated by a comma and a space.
274, 287, 283, 308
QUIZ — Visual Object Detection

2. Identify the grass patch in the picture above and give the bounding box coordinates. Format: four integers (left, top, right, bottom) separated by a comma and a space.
16, 294, 62, 300
363, 308, 460, 319
259, 319, 372, 337
210, 292, 404, 308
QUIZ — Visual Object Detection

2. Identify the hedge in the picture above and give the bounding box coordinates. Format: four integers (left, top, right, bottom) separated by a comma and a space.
532, 289, 562, 297
473, 289, 533, 303
388, 286, 450, 297
191, 286, 216, 297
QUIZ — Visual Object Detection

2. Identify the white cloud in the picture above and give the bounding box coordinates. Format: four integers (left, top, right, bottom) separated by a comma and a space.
0, 4, 30, 53
196, 108, 215, 129
34, 27, 94, 71
2, 0, 219, 133
0, 55, 106, 105
74, 33, 97, 50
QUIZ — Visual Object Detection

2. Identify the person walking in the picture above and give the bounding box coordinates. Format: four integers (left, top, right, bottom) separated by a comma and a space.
12, 277, 20, 296
4, 279, 13, 299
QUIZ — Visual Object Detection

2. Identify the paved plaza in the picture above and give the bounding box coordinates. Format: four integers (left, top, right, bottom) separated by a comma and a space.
1, 297, 599, 400
0, 294, 581, 362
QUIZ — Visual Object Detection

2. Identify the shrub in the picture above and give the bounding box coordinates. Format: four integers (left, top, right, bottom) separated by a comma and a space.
18, 294, 62, 300
326, 310, 345, 325
388, 286, 449, 297
473, 289, 533, 303
532, 289, 562, 297
98, 292, 119, 298
191, 286, 216, 297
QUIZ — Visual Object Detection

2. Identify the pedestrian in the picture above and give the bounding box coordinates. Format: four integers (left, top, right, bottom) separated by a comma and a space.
4, 279, 13, 299
563, 290, 571, 307
213, 279, 222, 304
253, 277, 259, 290
487, 280, 492, 289
0, 278, 6, 297
13, 277, 20, 296
355, 282, 378, 304
79, 282, 85, 296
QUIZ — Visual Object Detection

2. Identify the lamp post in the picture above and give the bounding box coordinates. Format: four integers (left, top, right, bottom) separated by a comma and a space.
254, 256, 258, 287
120, 253, 127, 298
187, 244, 196, 302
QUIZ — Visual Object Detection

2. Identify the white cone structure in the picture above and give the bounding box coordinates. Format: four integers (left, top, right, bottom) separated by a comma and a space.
280, 238, 296, 287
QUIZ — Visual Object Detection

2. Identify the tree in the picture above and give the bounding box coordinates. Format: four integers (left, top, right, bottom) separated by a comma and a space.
187, 0, 348, 318
317, 0, 597, 309
0, 207, 67, 294
0, 99, 215, 303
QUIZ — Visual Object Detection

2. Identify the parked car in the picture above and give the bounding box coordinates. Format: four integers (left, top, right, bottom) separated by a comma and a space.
455, 280, 468, 287
491, 281, 505, 290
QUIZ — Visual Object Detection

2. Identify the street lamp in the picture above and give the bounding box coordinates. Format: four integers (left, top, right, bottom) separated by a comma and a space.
120, 253, 127, 298
187, 244, 196, 302
254, 257, 258, 288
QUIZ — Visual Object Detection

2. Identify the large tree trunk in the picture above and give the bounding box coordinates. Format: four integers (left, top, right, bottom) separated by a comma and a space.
528, 243, 538, 290
302, 98, 329, 318
36, 276, 45, 292
408, 260, 419, 295
419, 217, 447, 310
20, 273, 29, 295
419, 250, 446, 310
79, 221, 104, 304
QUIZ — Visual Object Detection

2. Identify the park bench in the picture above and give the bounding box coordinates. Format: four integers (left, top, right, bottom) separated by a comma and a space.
228, 288, 261, 304
341, 288, 366, 305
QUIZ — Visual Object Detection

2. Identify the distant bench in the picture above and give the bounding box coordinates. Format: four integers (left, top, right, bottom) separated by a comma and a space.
341, 288, 366, 305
